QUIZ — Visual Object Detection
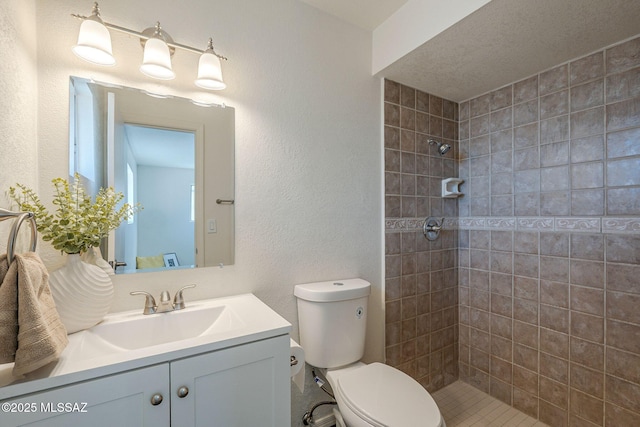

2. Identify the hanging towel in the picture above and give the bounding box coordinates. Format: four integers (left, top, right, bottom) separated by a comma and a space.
0, 252, 68, 376
0, 253, 17, 363
0, 253, 8, 280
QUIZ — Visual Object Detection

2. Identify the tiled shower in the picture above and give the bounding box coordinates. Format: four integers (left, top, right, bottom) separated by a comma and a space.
384, 79, 459, 392
384, 35, 640, 426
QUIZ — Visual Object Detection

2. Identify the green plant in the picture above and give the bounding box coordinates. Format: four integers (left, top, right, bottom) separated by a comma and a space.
9, 173, 141, 254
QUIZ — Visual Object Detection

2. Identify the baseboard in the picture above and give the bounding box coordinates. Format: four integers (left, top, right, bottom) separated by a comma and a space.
312, 413, 336, 427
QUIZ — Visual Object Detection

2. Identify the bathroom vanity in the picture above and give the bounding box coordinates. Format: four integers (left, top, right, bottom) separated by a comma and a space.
0, 294, 291, 427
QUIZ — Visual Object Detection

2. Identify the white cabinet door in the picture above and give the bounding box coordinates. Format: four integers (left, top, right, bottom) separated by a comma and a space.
1, 364, 170, 427
171, 335, 290, 427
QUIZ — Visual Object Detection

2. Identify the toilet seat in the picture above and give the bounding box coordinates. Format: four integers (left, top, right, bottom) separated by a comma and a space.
335, 362, 442, 427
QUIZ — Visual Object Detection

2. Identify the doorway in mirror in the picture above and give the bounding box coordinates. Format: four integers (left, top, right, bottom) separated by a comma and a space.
117, 125, 196, 273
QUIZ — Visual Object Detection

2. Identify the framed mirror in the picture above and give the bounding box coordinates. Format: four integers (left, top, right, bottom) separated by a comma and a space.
69, 76, 235, 274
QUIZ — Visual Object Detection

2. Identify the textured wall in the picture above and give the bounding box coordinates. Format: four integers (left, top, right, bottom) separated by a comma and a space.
0, 0, 38, 252
458, 36, 640, 426
383, 79, 459, 391
4, 1, 384, 426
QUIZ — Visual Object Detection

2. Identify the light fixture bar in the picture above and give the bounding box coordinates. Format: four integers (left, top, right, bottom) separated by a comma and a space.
71, 3, 228, 89
71, 13, 228, 61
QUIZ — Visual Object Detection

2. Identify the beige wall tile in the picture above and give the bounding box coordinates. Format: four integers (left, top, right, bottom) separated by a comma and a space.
606, 374, 640, 414
539, 399, 569, 427
539, 64, 569, 96
570, 52, 604, 85
388, 34, 640, 427
570, 389, 603, 425
605, 402, 640, 426
540, 376, 568, 409
606, 37, 640, 74
571, 311, 604, 343
570, 337, 604, 371
607, 319, 640, 354
607, 291, 640, 324
513, 387, 539, 418
607, 347, 640, 385
570, 363, 604, 398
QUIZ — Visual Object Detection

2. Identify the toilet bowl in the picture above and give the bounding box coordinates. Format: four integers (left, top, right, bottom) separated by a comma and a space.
294, 279, 446, 427
324, 362, 445, 427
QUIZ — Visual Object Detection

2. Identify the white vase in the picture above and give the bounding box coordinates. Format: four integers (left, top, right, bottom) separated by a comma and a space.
81, 246, 115, 276
49, 253, 114, 334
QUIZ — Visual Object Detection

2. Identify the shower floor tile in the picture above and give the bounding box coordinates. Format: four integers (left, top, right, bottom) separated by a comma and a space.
432, 381, 549, 427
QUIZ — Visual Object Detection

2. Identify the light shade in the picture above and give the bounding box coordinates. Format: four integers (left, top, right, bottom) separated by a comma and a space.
140, 37, 175, 80
195, 51, 226, 90
72, 18, 115, 66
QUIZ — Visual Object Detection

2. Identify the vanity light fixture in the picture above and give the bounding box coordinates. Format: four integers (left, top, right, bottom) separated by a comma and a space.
72, 2, 228, 89
139, 23, 175, 80
71, 3, 115, 65
195, 38, 227, 90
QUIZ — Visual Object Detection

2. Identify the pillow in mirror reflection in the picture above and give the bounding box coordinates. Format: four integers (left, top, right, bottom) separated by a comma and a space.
136, 255, 164, 269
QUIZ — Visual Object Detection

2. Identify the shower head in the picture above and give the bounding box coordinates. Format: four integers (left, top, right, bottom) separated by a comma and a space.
429, 139, 451, 156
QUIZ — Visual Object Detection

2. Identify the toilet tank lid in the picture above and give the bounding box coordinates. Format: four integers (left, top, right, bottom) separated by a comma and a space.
294, 278, 371, 302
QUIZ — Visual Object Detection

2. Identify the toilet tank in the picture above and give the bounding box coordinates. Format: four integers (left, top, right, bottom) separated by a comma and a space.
294, 278, 371, 369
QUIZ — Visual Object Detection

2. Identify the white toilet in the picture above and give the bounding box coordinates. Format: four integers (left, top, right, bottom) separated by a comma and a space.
295, 278, 446, 427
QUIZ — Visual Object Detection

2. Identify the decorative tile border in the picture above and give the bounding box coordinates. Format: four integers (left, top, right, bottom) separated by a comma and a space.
602, 218, 640, 233
486, 217, 516, 229
517, 218, 554, 231
386, 216, 640, 234
406, 218, 424, 230
555, 217, 601, 233
385, 219, 407, 231
459, 218, 485, 229
443, 218, 458, 229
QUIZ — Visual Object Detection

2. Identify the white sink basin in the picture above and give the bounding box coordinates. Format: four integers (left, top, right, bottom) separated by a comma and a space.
87, 303, 241, 350
0, 293, 291, 398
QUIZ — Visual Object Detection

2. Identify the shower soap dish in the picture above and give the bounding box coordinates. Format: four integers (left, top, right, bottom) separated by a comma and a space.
442, 178, 464, 198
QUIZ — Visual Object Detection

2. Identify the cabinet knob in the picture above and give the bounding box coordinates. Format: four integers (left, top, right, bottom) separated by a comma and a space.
150, 394, 163, 406
177, 386, 189, 398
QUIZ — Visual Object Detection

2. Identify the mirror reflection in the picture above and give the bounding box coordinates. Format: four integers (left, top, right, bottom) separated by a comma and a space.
69, 76, 235, 274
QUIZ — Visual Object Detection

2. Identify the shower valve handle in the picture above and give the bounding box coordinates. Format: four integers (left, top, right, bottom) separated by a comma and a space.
423, 217, 444, 241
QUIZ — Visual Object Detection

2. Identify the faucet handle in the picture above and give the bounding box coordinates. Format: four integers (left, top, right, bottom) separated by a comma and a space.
160, 290, 171, 303
173, 284, 196, 310
130, 291, 157, 315
423, 216, 445, 241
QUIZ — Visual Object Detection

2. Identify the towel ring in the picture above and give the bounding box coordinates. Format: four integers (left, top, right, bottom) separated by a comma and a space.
0, 209, 38, 263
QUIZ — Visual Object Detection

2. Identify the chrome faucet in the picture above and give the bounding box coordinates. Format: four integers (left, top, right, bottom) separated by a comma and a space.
130, 284, 197, 315
157, 290, 173, 312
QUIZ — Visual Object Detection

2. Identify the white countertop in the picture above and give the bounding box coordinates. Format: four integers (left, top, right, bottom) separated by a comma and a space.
0, 293, 291, 400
